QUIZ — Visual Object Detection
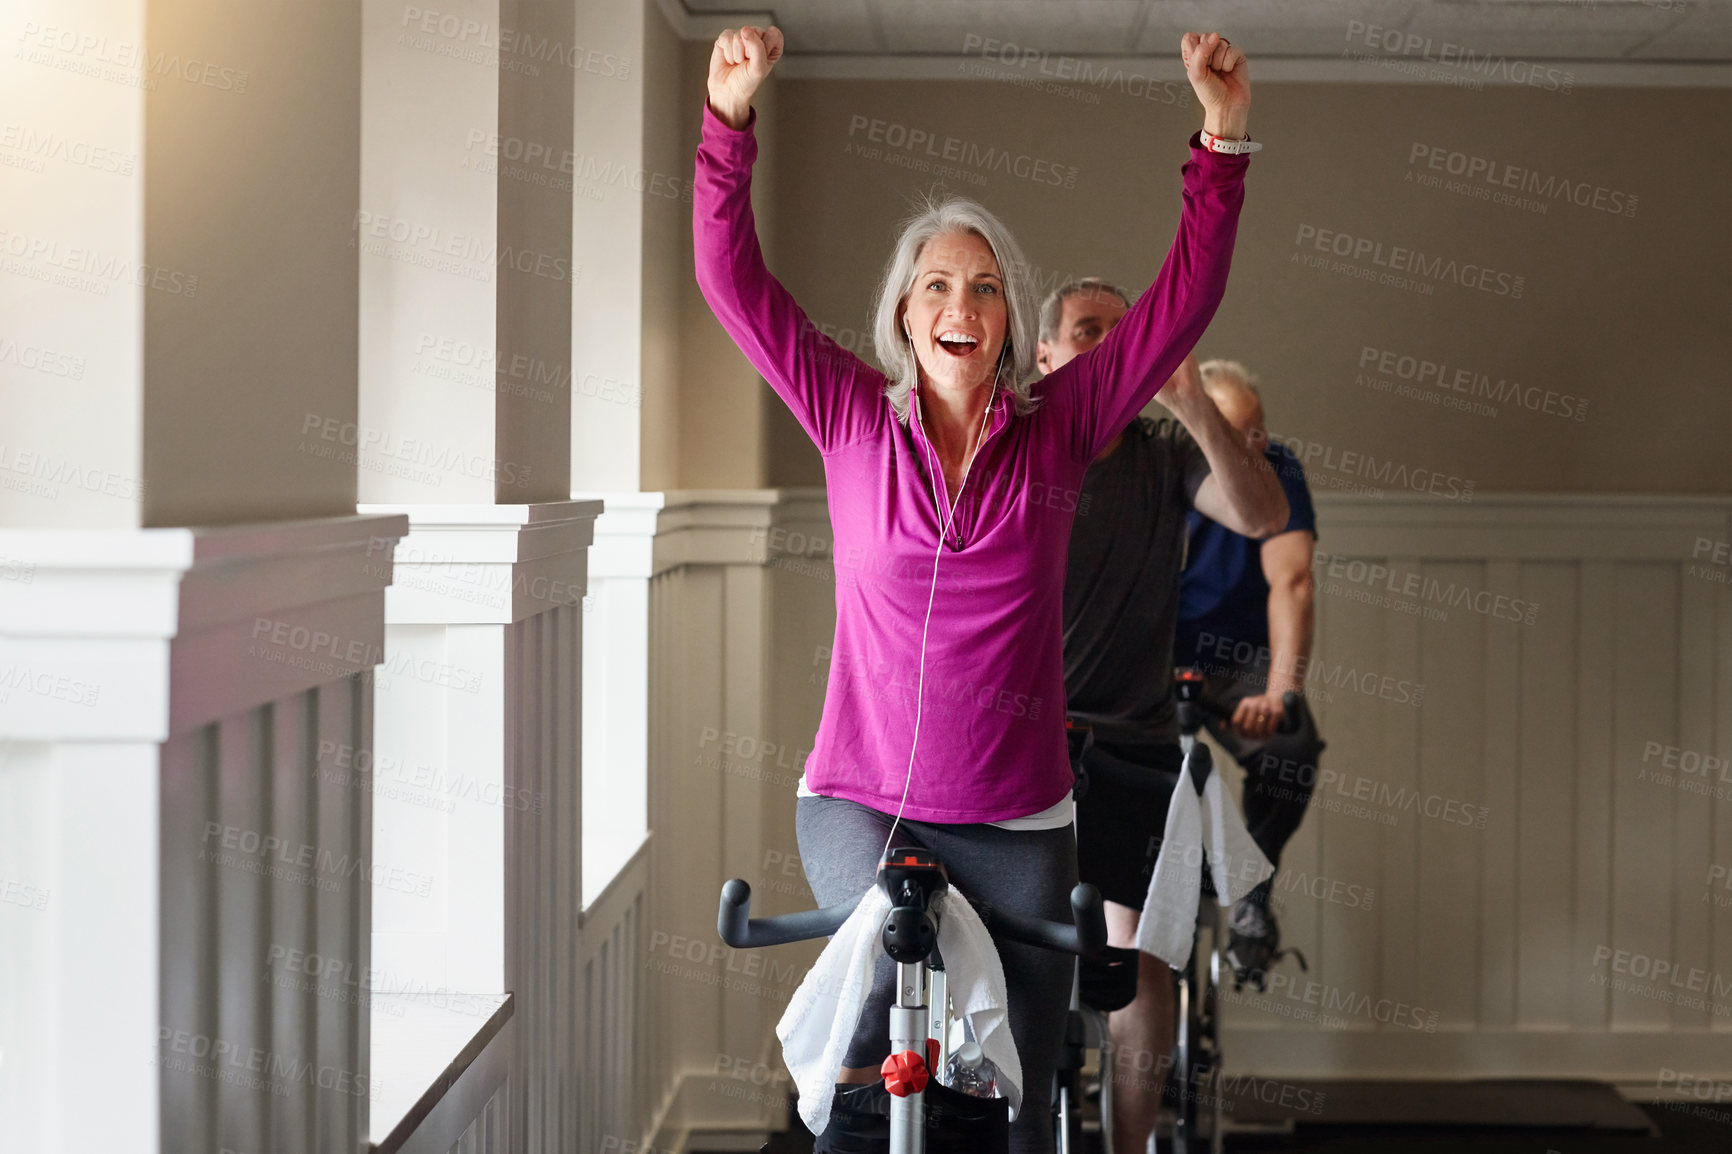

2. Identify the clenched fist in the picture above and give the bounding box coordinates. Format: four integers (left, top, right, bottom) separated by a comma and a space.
1180, 32, 1251, 140
708, 25, 784, 130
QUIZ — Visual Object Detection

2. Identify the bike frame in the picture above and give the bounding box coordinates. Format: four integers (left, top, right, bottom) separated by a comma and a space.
718, 848, 1106, 1154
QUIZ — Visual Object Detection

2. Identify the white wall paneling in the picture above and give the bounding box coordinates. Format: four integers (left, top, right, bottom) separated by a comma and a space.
642, 489, 835, 1150
574, 491, 663, 907
0, 514, 407, 1154
358, 500, 629, 1152
1216, 495, 1732, 1078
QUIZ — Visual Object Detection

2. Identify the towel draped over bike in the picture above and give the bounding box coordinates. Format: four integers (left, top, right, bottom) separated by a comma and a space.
777, 886, 1023, 1137
1137, 770, 1273, 969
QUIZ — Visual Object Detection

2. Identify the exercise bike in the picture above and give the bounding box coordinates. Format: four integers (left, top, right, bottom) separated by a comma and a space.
1169, 668, 1301, 1154
718, 846, 1108, 1153
1064, 671, 1301, 1154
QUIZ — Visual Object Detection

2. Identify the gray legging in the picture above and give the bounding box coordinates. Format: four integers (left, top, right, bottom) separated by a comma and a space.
795, 794, 1078, 1154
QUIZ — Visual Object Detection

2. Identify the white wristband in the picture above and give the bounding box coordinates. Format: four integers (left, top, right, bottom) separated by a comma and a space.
1199, 127, 1261, 155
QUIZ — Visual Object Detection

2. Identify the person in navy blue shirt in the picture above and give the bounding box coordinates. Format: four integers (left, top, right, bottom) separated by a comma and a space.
1176, 358, 1325, 991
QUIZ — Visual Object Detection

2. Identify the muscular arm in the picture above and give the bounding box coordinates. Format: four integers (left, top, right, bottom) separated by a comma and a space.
1161, 368, 1287, 537
1261, 529, 1316, 698
1225, 528, 1315, 738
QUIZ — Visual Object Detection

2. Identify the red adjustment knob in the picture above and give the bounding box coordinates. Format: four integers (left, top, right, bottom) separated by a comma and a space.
880, 1049, 929, 1097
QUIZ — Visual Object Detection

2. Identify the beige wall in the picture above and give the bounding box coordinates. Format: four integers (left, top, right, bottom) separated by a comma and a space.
747, 78, 1731, 492
637, 1, 684, 492
1, 0, 365, 529
143, 0, 362, 525
638, 31, 780, 491
496, 0, 574, 503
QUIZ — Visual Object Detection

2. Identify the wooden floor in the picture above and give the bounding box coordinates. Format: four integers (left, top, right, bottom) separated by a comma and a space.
728, 1088, 1732, 1154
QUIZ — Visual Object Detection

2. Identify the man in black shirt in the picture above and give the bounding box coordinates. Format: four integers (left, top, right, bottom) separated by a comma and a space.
1041, 279, 1287, 1154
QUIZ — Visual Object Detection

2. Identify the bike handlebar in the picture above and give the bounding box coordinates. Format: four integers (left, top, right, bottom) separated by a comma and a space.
1191, 687, 1303, 735
976, 883, 1108, 959
716, 879, 1109, 960
718, 879, 862, 949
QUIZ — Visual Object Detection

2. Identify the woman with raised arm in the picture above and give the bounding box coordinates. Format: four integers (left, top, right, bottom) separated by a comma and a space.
695, 25, 1253, 1153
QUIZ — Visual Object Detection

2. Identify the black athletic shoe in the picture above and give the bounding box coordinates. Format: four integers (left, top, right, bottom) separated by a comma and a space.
1226, 895, 1308, 992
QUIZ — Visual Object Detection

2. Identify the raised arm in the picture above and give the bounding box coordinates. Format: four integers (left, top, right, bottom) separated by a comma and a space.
1158, 355, 1288, 537
1047, 32, 1254, 461
694, 26, 881, 453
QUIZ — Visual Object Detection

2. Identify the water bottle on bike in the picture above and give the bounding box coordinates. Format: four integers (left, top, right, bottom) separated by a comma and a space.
943, 1041, 999, 1098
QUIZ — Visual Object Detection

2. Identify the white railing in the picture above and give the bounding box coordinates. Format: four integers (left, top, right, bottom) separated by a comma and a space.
0, 514, 407, 1154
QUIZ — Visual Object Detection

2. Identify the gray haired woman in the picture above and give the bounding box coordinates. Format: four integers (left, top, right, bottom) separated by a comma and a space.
695, 24, 1255, 1153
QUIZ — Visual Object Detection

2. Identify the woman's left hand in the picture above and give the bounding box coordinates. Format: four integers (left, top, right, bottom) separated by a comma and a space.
1181, 32, 1250, 140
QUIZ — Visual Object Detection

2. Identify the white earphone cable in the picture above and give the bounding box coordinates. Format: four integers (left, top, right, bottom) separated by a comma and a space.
879, 331, 1003, 861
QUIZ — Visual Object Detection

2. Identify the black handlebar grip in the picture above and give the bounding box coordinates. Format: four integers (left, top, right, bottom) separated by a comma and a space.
717, 880, 864, 949
718, 878, 754, 948
1070, 883, 1108, 960
1279, 691, 1302, 735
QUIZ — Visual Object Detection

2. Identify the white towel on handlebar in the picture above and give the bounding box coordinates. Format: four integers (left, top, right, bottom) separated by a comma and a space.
1136, 770, 1273, 969
776, 886, 1023, 1138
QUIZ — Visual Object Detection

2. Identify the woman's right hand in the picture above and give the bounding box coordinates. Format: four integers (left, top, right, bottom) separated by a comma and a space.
708, 26, 784, 130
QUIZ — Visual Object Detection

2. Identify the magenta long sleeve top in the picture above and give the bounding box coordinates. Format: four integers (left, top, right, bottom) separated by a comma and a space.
693, 104, 1249, 824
